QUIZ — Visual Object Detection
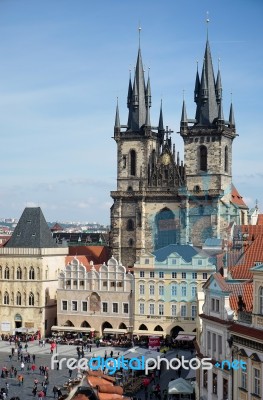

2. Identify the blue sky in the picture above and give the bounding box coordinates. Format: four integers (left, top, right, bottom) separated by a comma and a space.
0, 0, 262, 224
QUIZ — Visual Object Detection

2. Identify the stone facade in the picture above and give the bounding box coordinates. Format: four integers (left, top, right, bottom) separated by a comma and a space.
110, 37, 248, 267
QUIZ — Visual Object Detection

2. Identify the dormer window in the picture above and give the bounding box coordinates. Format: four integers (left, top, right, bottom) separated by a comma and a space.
211, 298, 220, 312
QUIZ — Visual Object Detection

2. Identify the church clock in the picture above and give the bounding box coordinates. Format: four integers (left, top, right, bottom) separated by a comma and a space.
162, 153, 171, 165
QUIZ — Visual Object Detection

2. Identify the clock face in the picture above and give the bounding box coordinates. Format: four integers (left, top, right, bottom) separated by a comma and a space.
162, 153, 171, 165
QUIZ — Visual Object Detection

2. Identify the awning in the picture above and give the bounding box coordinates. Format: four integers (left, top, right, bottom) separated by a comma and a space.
103, 328, 127, 334
175, 334, 195, 341
51, 326, 94, 333
133, 330, 164, 336
168, 378, 194, 394
15, 327, 36, 333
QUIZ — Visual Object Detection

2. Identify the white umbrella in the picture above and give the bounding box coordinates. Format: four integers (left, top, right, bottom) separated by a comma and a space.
168, 378, 194, 394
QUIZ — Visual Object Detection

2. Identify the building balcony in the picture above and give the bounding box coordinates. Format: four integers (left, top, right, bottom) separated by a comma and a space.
237, 311, 252, 325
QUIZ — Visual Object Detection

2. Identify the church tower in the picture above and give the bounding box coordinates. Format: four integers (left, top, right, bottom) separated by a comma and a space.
110, 42, 185, 266
179, 34, 247, 244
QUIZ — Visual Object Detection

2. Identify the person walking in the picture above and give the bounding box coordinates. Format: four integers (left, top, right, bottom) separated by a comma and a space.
32, 386, 37, 397
20, 361, 25, 371
52, 385, 58, 399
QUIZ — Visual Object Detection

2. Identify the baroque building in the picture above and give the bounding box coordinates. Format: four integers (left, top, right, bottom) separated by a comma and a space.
110, 33, 248, 267
0, 207, 68, 337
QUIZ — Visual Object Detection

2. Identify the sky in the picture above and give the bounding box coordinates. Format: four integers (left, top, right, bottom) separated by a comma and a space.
0, 0, 262, 224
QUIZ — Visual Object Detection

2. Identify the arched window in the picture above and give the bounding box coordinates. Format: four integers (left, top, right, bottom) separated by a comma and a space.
224, 146, 228, 173
200, 145, 207, 172
17, 267, 22, 280
16, 292, 22, 306
29, 292, 34, 306
155, 207, 177, 250
4, 267, 10, 280
127, 219, 134, 231
130, 150, 136, 176
259, 287, 263, 315
29, 267, 35, 280
0, 266, 2, 279
4, 291, 9, 305
128, 238, 134, 247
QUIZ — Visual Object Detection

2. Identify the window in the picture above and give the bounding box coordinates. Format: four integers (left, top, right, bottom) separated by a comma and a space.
110, 282, 116, 287
203, 273, 208, 279
3, 291, 9, 305
207, 331, 211, 350
4, 267, 9, 280
17, 267, 22, 280
80, 281, 84, 286
117, 282, 123, 287
113, 303, 118, 313
191, 286, 197, 297
259, 287, 263, 315
200, 145, 207, 171
172, 272, 177, 279
241, 369, 247, 390
181, 286, 187, 296
159, 285, 164, 296
171, 258, 177, 265
150, 271, 155, 278
145, 259, 149, 265
192, 272, 197, 279
123, 303, 129, 314
127, 219, 134, 231
159, 272, 164, 278
253, 368, 260, 396
211, 298, 220, 312
198, 259, 202, 265
16, 292, 22, 306
128, 238, 133, 247
171, 304, 177, 316
212, 333, 216, 352
203, 370, 208, 389
82, 301, 88, 312
29, 292, 34, 306
62, 301, 68, 311
191, 305, 197, 318
103, 281, 107, 287
181, 305, 187, 317
149, 285, 155, 295
139, 285, 145, 295
130, 149, 136, 176
159, 304, 164, 315
29, 267, 35, 280
139, 303, 144, 314
140, 271, 145, 278
171, 285, 177, 296
102, 302, 108, 313
182, 272, 186, 279
218, 335, 222, 355
212, 373, 217, 394
149, 304, 155, 315
72, 301, 77, 311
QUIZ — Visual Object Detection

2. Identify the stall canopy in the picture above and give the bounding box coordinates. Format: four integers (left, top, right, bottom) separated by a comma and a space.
103, 328, 127, 334
168, 378, 194, 394
15, 327, 36, 333
122, 347, 164, 363
51, 326, 94, 333
174, 334, 195, 341
133, 330, 164, 336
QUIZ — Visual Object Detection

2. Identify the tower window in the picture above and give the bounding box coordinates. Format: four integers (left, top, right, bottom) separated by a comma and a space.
127, 219, 134, 231
130, 150, 136, 176
128, 239, 133, 247
200, 145, 207, 171
225, 146, 228, 173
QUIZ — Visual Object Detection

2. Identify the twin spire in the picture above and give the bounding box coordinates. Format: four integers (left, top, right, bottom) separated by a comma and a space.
181, 38, 236, 133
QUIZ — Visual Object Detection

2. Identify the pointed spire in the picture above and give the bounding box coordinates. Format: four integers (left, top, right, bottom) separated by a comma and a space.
132, 73, 139, 108
158, 100, 164, 131
194, 61, 200, 103
200, 59, 208, 102
217, 100, 224, 128
127, 70, 132, 108
114, 98, 120, 129
145, 101, 151, 127
180, 100, 188, 132
146, 70, 152, 107
229, 101, 235, 129
215, 59, 222, 104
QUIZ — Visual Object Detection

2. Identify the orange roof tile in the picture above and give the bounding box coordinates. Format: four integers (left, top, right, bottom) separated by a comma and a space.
69, 245, 110, 264
257, 214, 263, 225
228, 281, 253, 312
65, 256, 101, 272
230, 235, 263, 279
231, 185, 248, 208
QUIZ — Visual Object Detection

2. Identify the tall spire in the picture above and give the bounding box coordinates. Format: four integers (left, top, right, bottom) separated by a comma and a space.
114, 98, 120, 129
180, 99, 188, 133
229, 101, 235, 129
158, 100, 164, 144
146, 70, 152, 107
194, 61, 200, 103
127, 70, 132, 108
215, 59, 222, 104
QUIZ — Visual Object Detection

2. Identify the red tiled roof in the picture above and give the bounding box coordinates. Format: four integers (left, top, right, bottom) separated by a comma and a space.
257, 214, 263, 225
199, 313, 233, 326
228, 281, 253, 312
69, 245, 110, 264
230, 235, 263, 279
65, 256, 101, 272
229, 324, 263, 342
231, 185, 248, 208
50, 222, 63, 232
234, 224, 263, 241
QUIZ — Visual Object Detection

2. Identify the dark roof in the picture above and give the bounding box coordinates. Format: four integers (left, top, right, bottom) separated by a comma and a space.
229, 324, 263, 342
153, 244, 203, 263
5, 207, 57, 248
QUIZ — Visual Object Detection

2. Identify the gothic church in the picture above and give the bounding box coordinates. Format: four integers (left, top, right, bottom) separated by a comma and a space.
110, 33, 248, 267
